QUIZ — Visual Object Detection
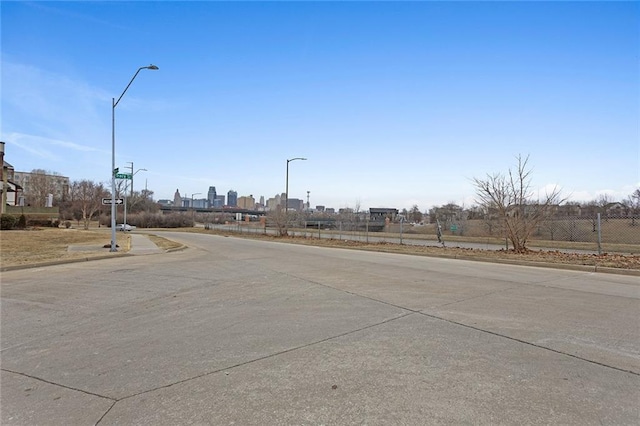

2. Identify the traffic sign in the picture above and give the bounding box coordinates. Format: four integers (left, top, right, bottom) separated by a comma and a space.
115, 173, 132, 179
102, 198, 124, 205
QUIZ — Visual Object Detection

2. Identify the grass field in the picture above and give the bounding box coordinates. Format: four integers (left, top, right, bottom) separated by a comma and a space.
400, 218, 640, 247
1, 228, 130, 267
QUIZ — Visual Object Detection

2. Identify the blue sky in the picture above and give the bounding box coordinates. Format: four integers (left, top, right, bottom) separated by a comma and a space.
2, 1, 638, 210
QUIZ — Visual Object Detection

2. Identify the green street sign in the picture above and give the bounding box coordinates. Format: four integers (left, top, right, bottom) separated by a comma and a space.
115, 173, 132, 179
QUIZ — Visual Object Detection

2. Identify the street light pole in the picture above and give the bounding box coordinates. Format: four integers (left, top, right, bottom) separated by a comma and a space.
191, 193, 202, 222
123, 161, 147, 228
110, 64, 158, 252
131, 166, 147, 213
285, 157, 307, 234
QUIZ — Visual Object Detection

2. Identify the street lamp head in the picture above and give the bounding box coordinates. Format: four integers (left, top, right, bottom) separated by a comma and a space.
146, 64, 159, 70
287, 157, 307, 163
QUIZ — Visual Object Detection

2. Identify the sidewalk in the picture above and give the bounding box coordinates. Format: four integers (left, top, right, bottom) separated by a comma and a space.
128, 233, 164, 255
66, 233, 162, 255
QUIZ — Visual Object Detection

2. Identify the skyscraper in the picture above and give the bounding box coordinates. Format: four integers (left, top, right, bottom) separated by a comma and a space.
207, 186, 217, 208
227, 190, 238, 207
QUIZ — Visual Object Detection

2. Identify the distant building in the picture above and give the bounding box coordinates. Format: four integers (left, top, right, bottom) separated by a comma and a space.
0, 142, 23, 213
287, 198, 304, 211
192, 198, 207, 208
266, 194, 282, 211
316, 205, 325, 212
214, 195, 225, 208
157, 199, 173, 206
227, 190, 238, 207
369, 208, 399, 222
174, 189, 182, 207
207, 186, 217, 208
13, 170, 69, 205
237, 195, 255, 209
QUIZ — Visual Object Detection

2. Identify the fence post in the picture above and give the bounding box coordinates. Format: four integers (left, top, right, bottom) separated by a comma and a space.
366, 219, 369, 243
597, 213, 602, 255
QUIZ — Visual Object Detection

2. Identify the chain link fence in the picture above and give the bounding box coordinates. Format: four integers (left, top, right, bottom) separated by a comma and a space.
204, 213, 640, 254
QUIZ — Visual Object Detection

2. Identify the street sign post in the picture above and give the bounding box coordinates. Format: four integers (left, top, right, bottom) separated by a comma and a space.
115, 173, 132, 179
102, 198, 124, 205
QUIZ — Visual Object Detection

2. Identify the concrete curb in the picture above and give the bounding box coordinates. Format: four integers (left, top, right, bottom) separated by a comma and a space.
428, 252, 640, 276
1, 252, 131, 272
1, 243, 187, 272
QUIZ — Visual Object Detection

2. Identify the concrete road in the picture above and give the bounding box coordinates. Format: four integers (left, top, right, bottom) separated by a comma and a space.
1, 232, 638, 425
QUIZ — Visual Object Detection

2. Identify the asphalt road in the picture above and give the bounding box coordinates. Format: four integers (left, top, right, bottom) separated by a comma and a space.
1, 232, 639, 425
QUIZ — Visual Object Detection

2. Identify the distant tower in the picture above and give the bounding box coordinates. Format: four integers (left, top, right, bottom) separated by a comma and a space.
207, 186, 217, 208
306, 191, 310, 210
227, 190, 238, 207
173, 189, 182, 207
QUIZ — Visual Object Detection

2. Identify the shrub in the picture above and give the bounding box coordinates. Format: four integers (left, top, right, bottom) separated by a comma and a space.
97, 212, 196, 229
1, 215, 18, 230
26, 218, 54, 227
17, 214, 27, 229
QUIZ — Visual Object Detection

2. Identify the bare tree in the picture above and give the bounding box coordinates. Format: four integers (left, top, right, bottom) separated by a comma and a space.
473, 155, 563, 253
23, 169, 60, 207
267, 207, 289, 236
625, 189, 640, 226
408, 205, 423, 223
71, 180, 109, 229
129, 189, 159, 213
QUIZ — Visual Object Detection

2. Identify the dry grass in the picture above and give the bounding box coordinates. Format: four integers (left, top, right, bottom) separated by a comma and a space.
145, 234, 184, 251
1, 228, 130, 267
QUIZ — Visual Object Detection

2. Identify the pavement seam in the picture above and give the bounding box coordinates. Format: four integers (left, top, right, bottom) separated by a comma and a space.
95, 401, 117, 426
415, 311, 640, 377
292, 274, 640, 377
1, 368, 116, 401
436, 286, 522, 308
110, 311, 416, 404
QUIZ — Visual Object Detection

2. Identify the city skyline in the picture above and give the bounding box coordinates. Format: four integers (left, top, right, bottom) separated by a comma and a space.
2, 2, 638, 210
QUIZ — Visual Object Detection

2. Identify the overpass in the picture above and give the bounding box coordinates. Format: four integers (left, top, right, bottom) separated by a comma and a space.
159, 205, 267, 217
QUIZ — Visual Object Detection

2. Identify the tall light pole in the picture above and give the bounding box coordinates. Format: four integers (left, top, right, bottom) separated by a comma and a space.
110, 64, 158, 252
123, 161, 147, 228
285, 157, 307, 234
191, 193, 202, 222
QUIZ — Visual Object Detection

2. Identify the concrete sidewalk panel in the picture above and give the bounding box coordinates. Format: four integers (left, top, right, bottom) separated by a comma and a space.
1, 265, 407, 400
101, 314, 640, 425
1, 370, 113, 426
